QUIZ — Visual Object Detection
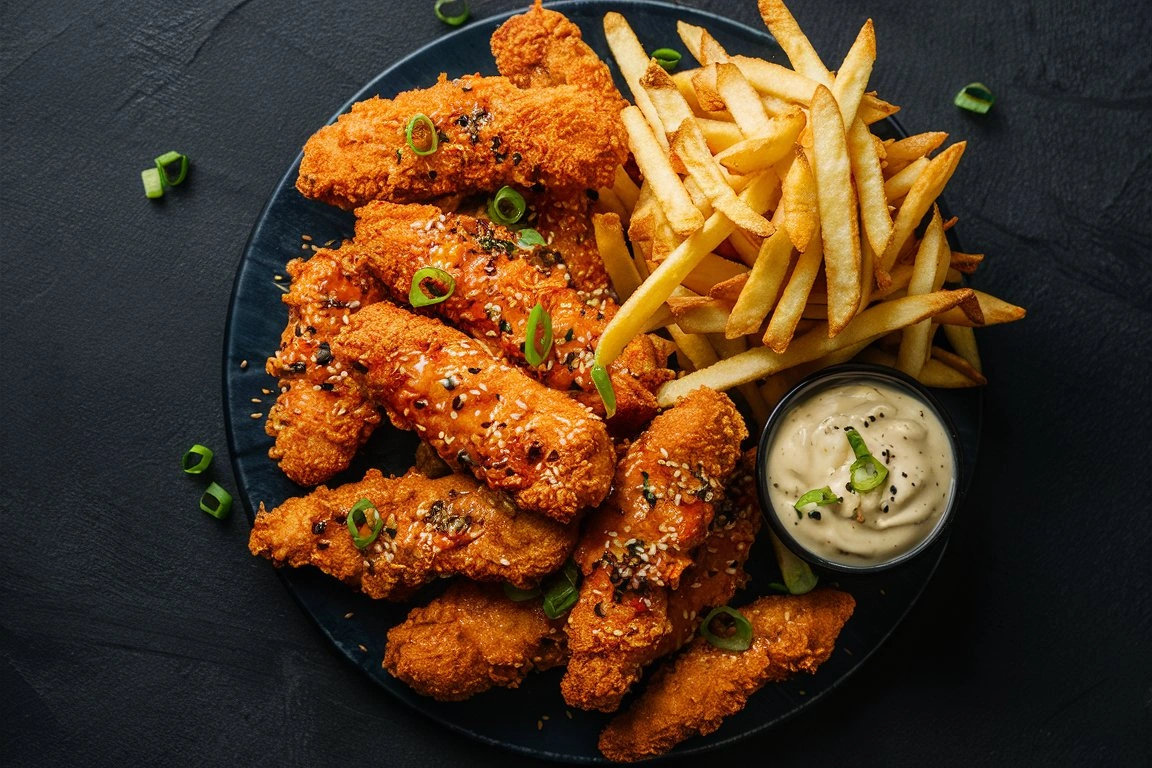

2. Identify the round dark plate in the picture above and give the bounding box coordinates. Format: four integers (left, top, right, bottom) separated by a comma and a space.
223, 1, 981, 762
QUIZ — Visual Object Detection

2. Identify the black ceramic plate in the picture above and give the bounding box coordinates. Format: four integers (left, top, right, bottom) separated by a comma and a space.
223, 1, 980, 762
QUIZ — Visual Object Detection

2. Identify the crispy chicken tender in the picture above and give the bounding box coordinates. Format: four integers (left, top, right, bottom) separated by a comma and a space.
351, 201, 672, 432
264, 247, 386, 486
332, 301, 615, 523
562, 388, 748, 712
248, 468, 575, 598
598, 590, 857, 762
383, 580, 567, 701
296, 74, 627, 210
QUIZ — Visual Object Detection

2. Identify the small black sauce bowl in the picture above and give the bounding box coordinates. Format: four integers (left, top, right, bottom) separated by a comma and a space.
756, 363, 963, 574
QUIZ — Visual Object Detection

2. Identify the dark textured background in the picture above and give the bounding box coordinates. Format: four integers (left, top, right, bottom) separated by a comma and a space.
2, 0, 1150, 765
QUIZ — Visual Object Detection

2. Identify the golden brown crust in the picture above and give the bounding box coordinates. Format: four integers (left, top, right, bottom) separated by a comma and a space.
383, 580, 567, 701
598, 590, 857, 762
331, 302, 615, 523
248, 468, 576, 598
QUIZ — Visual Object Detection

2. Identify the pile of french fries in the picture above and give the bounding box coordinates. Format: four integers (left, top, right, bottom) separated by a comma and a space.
590, 0, 1025, 424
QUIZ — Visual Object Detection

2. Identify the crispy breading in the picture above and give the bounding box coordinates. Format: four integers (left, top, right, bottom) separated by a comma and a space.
296, 74, 627, 210
561, 388, 748, 712
264, 246, 386, 486
598, 590, 856, 762
351, 201, 671, 433
383, 580, 567, 701
331, 302, 615, 523
248, 468, 576, 598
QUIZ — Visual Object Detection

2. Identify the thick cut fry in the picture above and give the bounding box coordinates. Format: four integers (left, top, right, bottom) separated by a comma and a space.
942, 324, 983, 373
757, 0, 832, 84
669, 296, 733, 335
714, 62, 774, 136
688, 65, 726, 112
896, 209, 946, 376
726, 226, 795, 338
848, 118, 893, 256
672, 121, 775, 237
781, 148, 819, 253
612, 164, 641, 213
935, 290, 1026, 326
621, 106, 704, 236
603, 12, 669, 148
593, 212, 643, 301
763, 226, 823, 352
808, 85, 861, 335
830, 19, 876, 127
657, 288, 977, 405
681, 252, 749, 295
884, 131, 948, 173
879, 142, 966, 278
713, 108, 805, 174
708, 272, 749, 303
883, 155, 928, 201
697, 116, 746, 152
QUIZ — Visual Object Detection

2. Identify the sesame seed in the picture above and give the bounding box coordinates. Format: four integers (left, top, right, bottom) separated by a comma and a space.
250, 412, 263, 419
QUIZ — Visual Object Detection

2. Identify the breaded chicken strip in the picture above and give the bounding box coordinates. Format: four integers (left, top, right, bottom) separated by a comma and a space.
351, 201, 672, 434
562, 388, 748, 711
383, 580, 567, 701
249, 468, 575, 598
598, 590, 856, 762
264, 246, 386, 486
332, 302, 615, 523
296, 74, 627, 210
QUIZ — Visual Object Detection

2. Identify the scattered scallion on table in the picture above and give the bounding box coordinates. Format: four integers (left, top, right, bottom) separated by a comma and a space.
199, 482, 233, 520
181, 444, 214, 474
433, 0, 469, 27
142, 151, 190, 199
954, 82, 994, 114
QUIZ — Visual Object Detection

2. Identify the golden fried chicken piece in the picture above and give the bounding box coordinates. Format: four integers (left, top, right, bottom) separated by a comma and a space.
598, 590, 857, 762
332, 301, 615, 523
561, 388, 748, 711
491, 1, 628, 114
383, 580, 567, 701
264, 246, 386, 486
248, 467, 576, 598
296, 74, 627, 210
351, 201, 672, 433
523, 190, 611, 295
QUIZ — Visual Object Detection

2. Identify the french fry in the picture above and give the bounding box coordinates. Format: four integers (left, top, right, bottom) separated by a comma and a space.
763, 225, 824, 352
780, 148, 819, 253
611, 165, 641, 215
668, 296, 733, 334
857, 346, 986, 387
603, 12, 669, 149
935, 290, 1026, 326
708, 272, 749, 303
714, 62, 775, 137
896, 208, 946, 376
848, 118, 893, 256
884, 131, 948, 174
830, 19, 876, 127
726, 225, 795, 338
713, 108, 805, 174
879, 142, 966, 278
808, 85, 861, 335
696, 117, 745, 153
621, 106, 704, 236
756, 0, 832, 84
688, 65, 726, 112
682, 252, 749, 295
883, 156, 928, 202
593, 213, 643, 301
942, 324, 983, 373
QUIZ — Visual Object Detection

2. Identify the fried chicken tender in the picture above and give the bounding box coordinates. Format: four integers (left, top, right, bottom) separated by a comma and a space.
296, 74, 627, 210
351, 201, 672, 432
248, 467, 575, 598
332, 301, 615, 523
598, 590, 857, 762
383, 580, 567, 701
561, 388, 748, 712
264, 246, 386, 486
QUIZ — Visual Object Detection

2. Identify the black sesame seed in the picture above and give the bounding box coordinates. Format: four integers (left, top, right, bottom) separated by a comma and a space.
312, 520, 327, 534
414, 399, 427, 410
452, 395, 465, 410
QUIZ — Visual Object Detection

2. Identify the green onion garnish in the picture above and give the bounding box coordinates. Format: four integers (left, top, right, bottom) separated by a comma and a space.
651, 48, 682, 72
794, 486, 841, 518
542, 560, 580, 619
155, 151, 189, 186
768, 531, 818, 595
503, 583, 542, 602
487, 185, 526, 226
700, 605, 753, 651
346, 498, 384, 549
141, 168, 164, 199
181, 444, 214, 474
517, 228, 546, 248
409, 266, 455, 307
199, 482, 232, 519
433, 0, 469, 26
844, 426, 889, 492
954, 82, 994, 114
405, 114, 439, 156
591, 363, 616, 419
524, 303, 554, 366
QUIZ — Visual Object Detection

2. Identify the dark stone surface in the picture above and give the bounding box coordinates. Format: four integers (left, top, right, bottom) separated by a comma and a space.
2, 1, 1149, 766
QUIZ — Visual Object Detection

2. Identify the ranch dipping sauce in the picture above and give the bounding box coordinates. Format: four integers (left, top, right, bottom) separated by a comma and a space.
762, 371, 958, 569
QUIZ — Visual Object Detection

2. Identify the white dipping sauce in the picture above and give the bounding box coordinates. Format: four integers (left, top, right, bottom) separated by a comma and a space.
765, 379, 956, 567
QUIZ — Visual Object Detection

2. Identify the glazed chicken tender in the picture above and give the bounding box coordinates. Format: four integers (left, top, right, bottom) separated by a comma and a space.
248, 468, 576, 599
332, 301, 615, 523
598, 590, 857, 762
383, 580, 567, 701
296, 74, 627, 210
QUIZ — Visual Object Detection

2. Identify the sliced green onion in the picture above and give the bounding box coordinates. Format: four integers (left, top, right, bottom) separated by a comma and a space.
954, 82, 994, 114
347, 498, 384, 549
181, 444, 214, 474
487, 186, 526, 226
199, 482, 232, 519
524, 303, 554, 366
769, 531, 818, 595
433, 0, 469, 26
409, 266, 455, 307
155, 151, 189, 186
700, 605, 753, 651
651, 48, 682, 72
844, 426, 888, 492
503, 583, 542, 602
542, 560, 580, 619
794, 486, 841, 518
141, 167, 164, 199
405, 114, 439, 156
517, 228, 546, 248
591, 363, 616, 419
